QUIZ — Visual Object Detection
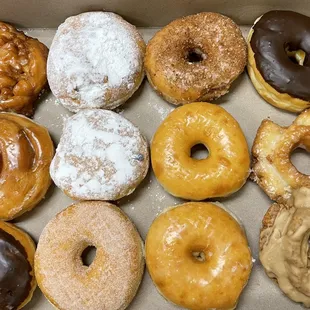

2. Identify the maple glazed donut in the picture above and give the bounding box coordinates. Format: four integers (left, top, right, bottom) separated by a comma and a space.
252, 109, 310, 204
0, 221, 36, 310
146, 202, 252, 310
35, 201, 144, 310
145, 12, 247, 105
260, 188, 310, 306
47, 12, 145, 112
0, 113, 54, 220
50, 109, 149, 201
248, 11, 310, 112
0, 22, 48, 116
151, 102, 250, 200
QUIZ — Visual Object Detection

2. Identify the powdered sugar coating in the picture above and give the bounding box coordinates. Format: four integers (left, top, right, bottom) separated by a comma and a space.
50, 109, 149, 200
47, 12, 145, 112
35, 201, 144, 310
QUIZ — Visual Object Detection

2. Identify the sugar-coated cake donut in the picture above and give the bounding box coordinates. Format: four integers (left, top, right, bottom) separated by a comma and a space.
50, 109, 149, 201
0, 221, 36, 310
145, 12, 247, 105
146, 202, 252, 310
0, 112, 54, 220
248, 11, 310, 112
47, 12, 145, 112
252, 109, 310, 204
260, 188, 310, 306
35, 201, 144, 310
151, 102, 250, 200
0, 22, 48, 116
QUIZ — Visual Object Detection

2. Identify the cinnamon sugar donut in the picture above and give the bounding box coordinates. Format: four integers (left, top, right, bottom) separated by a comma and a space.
0, 112, 54, 220
146, 202, 252, 310
145, 12, 247, 105
47, 12, 145, 112
35, 201, 144, 310
0, 22, 48, 116
50, 109, 149, 200
252, 109, 310, 204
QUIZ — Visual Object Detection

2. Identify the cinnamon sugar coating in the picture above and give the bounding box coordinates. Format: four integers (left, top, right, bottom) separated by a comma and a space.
145, 12, 247, 105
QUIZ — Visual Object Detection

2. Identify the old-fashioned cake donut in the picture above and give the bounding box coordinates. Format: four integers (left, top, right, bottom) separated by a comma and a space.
145, 12, 247, 105
47, 12, 145, 112
35, 201, 144, 310
146, 202, 252, 310
50, 109, 149, 201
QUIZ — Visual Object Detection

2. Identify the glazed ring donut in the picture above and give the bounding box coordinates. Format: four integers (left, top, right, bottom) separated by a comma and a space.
145, 12, 247, 105
252, 109, 310, 204
50, 109, 149, 200
151, 102, 250, 200
248, 11, 310, 112
35, 201, 144, 310
260, 188, 310, 306
0, 221, 36, 310
146, 202, 252, 310
0, 22, 48, 116
0, 112, 54, 220
47, 12, 145, 112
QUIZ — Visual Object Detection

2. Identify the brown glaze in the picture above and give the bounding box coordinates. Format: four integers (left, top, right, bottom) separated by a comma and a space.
250, 11, 310, 101
0, 228, 32, 310
0, 22, 48, 116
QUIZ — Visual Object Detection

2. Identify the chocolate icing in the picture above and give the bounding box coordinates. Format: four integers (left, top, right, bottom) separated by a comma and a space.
0, 228, 32, 310
250, 10, 310, 101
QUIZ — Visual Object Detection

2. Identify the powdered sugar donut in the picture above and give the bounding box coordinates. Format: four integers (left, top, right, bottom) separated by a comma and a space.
47, 12, 145, 112
50, 109, 149, 200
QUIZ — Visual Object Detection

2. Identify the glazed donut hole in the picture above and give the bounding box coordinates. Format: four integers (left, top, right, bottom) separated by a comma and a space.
290, 145, 310, 175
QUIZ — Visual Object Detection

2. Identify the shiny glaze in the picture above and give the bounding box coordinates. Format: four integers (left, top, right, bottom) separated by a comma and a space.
0, 22, 48, 116
0, 113, 54, 220
250, 11, 310, 101
151, 102, 250, 200
146, 202, 252, 310
0, 228, 32, 310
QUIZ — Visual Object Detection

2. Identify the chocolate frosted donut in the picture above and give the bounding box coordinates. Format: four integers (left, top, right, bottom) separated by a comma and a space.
0, 221, 36, 309
145, 12, 247, 105
248, 11, 310, 112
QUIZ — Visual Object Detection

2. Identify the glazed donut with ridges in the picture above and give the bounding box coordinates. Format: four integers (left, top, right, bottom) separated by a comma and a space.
248, 11, 310, 112
151, 102, 250, 200
0, 22, 48, 116
252, 109, 310, 204
0, 221, 36, 310
146, 202, 252, 310
35, 201, 144, 310
50, 109, 149, 201
0, 112, 54, 220
47, 12, 145, 112
145, 12, 247, 105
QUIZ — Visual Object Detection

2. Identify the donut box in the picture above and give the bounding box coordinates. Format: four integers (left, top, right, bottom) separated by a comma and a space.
1, 0, 310, 309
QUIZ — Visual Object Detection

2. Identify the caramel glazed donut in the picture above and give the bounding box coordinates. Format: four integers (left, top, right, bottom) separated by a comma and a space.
0, 113, 54, 220
151, 102, 250, 200
35, 201, 144, 310
260, 187, 310, 306
252, 109, 310, 204
146, 202, 252, 310
47, 12, 145, 112
248, 11, 310, 112
0, 221, 36, 310
50, 109, 149, 201
145, 12, 247, 105
0, 22, 48, 116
